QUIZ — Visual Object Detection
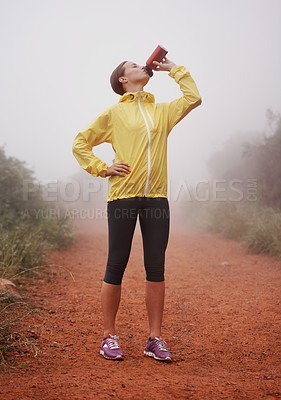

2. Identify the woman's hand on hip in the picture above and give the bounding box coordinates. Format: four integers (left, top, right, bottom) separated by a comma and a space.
152, 57, 176, 72
105, 162, 131, 177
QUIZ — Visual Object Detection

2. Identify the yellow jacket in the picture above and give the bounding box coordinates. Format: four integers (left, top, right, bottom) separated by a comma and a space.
72, 64, 202, 202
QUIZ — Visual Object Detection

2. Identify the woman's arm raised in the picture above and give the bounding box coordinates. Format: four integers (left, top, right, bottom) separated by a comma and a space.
154, 58, 202, 135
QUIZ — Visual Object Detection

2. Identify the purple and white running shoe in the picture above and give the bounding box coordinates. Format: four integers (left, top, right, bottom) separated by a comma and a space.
100, 334, 124, 360
144, 336, 172, 362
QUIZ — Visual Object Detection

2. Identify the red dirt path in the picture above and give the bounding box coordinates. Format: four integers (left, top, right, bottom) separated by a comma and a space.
1, 218, 281, 400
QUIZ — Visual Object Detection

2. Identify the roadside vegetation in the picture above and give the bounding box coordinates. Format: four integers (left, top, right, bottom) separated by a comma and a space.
0, 146, 75, 368
182, 110, 281, 259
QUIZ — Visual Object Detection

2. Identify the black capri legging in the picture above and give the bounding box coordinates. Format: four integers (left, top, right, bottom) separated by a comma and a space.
104, 196, 170, 285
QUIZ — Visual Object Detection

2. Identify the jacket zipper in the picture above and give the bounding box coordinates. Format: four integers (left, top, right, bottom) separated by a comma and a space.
138, 93, 153, 197
145, 106, 154, 129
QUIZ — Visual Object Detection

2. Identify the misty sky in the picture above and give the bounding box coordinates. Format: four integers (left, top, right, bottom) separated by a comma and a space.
1, 0, 281, 191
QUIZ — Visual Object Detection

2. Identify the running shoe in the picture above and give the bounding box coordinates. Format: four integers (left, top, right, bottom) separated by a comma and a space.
144, 336, 173, 362
100, 334, 124, 360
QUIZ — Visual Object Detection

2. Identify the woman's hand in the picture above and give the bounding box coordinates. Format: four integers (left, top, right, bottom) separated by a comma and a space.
152, 57, 176, 72
105, 162, 131, 177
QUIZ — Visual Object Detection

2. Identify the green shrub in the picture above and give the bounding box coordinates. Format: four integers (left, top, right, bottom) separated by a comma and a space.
0, 147, 43, 230
242, 207, 281, 258
0, 223, 51, 279
38, 211, 75, 250
184, 199, 281, 259
0, 146, 75, 279
186, 201, 252, 240
207, 202, 252, 240
0, 147, 76, 368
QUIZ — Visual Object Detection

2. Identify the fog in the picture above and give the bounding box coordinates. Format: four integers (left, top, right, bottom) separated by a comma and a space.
1, 0, 281, 225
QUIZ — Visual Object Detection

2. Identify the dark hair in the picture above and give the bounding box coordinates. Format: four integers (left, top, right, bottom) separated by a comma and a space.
110, 61, 128, 96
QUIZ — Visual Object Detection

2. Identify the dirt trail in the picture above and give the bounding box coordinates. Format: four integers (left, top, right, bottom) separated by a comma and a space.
1, 217, 281, 400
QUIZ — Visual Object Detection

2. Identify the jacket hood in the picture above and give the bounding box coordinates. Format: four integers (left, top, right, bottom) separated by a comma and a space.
119, 91, 155, 104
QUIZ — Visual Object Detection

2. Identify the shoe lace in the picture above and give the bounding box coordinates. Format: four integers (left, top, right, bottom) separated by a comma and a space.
153, 337, 168, 351
106, 335, 120, 350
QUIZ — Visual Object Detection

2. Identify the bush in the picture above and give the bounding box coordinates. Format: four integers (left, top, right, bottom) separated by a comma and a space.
183, 199, 281, 259
183, 200, 253, 240
242, 207, 281, 258
0, 147, 43, 230
38, 212, 75, 250
205, 202, 252, 240
0, 146, 75, 280
0, 147, 76, 368
0, 223, 51, 279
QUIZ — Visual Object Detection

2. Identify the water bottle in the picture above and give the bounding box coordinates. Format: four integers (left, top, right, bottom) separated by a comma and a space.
144, 45, 168, 77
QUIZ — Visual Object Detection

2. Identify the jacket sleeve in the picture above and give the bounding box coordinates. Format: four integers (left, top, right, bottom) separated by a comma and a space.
164, 65, 202, 134
72, 106, 112, 178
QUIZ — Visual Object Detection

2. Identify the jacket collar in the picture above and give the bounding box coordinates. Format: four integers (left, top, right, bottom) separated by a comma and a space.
119, 91, 155, 104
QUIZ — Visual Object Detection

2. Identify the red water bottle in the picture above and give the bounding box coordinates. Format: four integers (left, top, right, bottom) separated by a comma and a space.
145, 45, 168, 77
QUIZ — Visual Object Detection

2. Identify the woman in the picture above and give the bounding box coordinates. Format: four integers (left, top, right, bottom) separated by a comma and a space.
72, 56, 201, 362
